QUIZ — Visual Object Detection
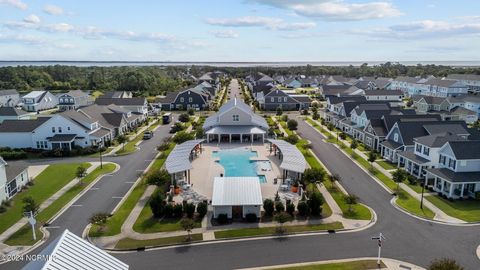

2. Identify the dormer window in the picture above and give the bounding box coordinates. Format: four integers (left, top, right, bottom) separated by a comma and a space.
416, 144, 422, 153
232, 115, 239, 121
423, 147, 429, 155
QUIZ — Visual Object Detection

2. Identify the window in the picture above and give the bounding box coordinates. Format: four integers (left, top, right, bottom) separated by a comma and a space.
68, 127, 70, 131
284, 97, 287, 102
270, 97, 274, 102
36, 141, 40, 148
393, 133, 399, 142
58, 127, 62, 133
423, 147, 429, 155
232, 115, 239, 121
439, 155, 446, 165
52, 127, 55, 133
189, 97, 193, 102
278, 97, 282, 102
180, 97, 184, 102
448, 158, 456, 169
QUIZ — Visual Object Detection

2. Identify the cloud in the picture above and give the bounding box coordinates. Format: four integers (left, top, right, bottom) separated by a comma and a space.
210, 30, 239, 38
0, 0, 27, 10
205, 16, 315, 31
40, 23, 74, 32
249, 0, 403, 21
351, 20, 480, 40
23, 14, 41, 24
0, 34, 46, 45
43, 4, 64, 15
279, 32, 327, 39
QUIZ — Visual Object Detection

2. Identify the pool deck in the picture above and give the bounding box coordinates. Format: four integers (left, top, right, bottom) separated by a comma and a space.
184, 142, 294, 201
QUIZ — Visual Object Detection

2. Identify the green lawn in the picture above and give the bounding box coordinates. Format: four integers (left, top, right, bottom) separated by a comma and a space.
328, 183, 372, 220
396, 190, 435, 219
4, 225, 43, 246
89, 144, 175, 237
116, 119, 160, 155
115, 234, 203, 249
377, 160, 397, 170
405, 182, 424, 194
214, 222, 343, 239
268, 260, 385, 270
426, 196, 480, 222
0, 163, 90, 235
133, 205, 201, 233
4, 164, 116, 246
86, 147, 115, 158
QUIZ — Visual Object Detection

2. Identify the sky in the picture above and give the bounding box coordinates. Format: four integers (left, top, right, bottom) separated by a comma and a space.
0, 0, 479, 62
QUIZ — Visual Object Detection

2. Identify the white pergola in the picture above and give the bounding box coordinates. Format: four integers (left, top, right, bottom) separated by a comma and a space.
165, 139, 204, 184
267, 139, 307, 180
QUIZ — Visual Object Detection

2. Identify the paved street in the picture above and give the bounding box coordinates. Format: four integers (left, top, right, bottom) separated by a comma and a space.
229, 78, 241, 100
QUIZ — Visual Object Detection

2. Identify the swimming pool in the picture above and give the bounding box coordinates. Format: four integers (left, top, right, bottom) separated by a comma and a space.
212, 148, 269, 183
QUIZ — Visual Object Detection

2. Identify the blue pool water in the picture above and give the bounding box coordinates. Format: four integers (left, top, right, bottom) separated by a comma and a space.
212, 148, 269, 183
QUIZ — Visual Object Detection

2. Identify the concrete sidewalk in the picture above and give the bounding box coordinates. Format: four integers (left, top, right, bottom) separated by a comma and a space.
306, 117, 464, 224
0, 162, 100, 243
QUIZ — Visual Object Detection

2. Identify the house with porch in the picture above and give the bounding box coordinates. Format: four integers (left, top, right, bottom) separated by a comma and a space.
425, 141, 480, 199
203, 98, 268, 143
260, 88, 307, 111
57, 90, 92, 111
78, 104, 130, 137
94, 97, 148, 119
447, 74, 480, 93
388, 76, 430, 97
380, 121, 470, 164
158, 87, 210, 111
423, 78, 468, 97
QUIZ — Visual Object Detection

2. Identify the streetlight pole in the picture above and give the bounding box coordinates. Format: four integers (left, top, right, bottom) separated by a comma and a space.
99, 146, 103, 169
420, 177, 425, 209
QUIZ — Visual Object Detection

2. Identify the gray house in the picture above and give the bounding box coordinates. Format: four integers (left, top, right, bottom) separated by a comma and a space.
158, 88, 209, 111
0, 107, 30, 123
21, 90, 58, 112
57, 90, 93, 111
0, 89, 20, 107
261, 89, 305, 111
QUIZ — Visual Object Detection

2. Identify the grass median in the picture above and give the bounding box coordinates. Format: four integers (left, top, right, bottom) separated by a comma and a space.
115, 234, 203, 250
4, 163, 116, 246
214, 222, 343, 239
0, 162, 90, 235
133, 204, 201, 233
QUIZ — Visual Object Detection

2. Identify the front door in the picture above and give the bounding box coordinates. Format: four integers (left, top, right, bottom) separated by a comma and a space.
232, 206, 243, 219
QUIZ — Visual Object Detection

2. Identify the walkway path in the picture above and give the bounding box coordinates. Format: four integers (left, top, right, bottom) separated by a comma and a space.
307, 117, 464, 224
0, 162, 100, 243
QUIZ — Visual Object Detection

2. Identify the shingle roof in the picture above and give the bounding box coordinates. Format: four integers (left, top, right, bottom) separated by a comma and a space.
0, 107, 28, 116
0, 117, 50, 132
423, 122, 469, 136
327, 96, 366, 105
48, 134, 77, 142
447, 141, 480, 160
394, 76, 422, 84
4, 161, 28, 181
414, 134, 467, 147
60, 90, 89, 98
95, 97, 146, 106
426, 168, 480, 183
424, 78, 462, 87
447, 74, 480, 81
364, 90, 403, 96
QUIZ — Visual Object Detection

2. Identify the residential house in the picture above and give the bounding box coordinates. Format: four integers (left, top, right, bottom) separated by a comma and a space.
260, 89, 309, 111
79, 104, 131, 137
423, 78, 468, 97
318, 85, 363, 98
0, 89, 20, 107
388, 76, 430, 96
21, 91, 58, 112
0, 107, 30, 123
0, 157, 29, 202
57, 90, 93, 111
102, 91, 133, 99
0, 109, 112, 150
95, 97, 148, 119
323, 96, 367, 127
447, 74, 480, 93
283, 78, 302, 89
413, 95, 479, 124
380, 121, 470, 164
425, 140, 480, 199
157, 87, 210, 111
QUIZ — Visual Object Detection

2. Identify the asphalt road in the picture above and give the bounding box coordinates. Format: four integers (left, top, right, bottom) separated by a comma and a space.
2, 119, 173, 270
3, 114, 480, 270
229, 79, 241, 100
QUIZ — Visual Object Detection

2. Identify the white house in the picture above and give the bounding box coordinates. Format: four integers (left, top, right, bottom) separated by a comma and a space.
364, 90, 404, 102
212, 177, 263, 219
0, 157, 29, 202
21, 91, 58, 112
0, 89, 20, 107
203, 98, 268, 143
0, 111, 112, 150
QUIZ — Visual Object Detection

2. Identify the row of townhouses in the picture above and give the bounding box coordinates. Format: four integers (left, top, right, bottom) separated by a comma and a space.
0, 91, 148, 151
156, 72, 224, 110
323, 95, 480, 199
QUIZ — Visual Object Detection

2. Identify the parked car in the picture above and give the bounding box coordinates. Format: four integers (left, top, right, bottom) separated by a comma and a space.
143, 131, 154, 139
162, 113, 172, 124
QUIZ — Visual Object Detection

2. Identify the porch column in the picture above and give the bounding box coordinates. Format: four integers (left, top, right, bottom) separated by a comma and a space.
460, 183, 465, 197
397, 157, 401, 168
448, 183, 454, 198
207, 133, 210, 143
262, 133, 264, 143
240, 134, 243, 143
409, 161, 414, 175
441, 179, 445, 193
433, 176, 437, 190
229, 134, 232, 143
188, 170, 191, 184
418, 166, 422, 178
251, 134, 253, 142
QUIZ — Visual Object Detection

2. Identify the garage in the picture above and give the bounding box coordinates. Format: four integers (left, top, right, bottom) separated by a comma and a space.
212, 177, 263, 219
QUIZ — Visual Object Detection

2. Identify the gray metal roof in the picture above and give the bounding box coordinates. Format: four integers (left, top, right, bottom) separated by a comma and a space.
23, 229, 128, 270
165, 139, 205, 174
267, 139, 307, 173
205, 126, 266, 135
212, 177, 263, 206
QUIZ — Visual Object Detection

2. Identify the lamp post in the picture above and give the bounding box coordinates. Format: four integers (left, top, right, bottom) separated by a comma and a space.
420, 177, 426, 209
99, 146, 103, 169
